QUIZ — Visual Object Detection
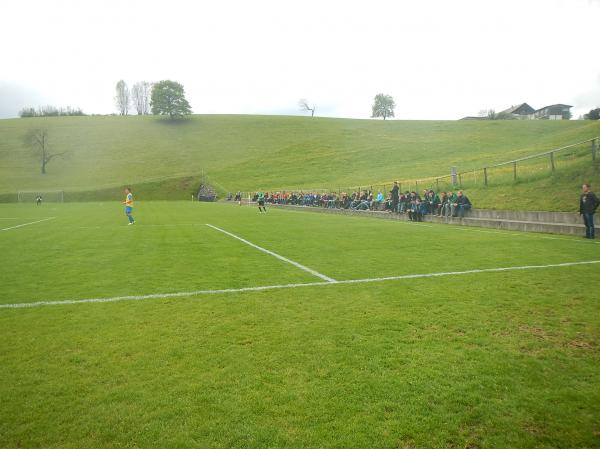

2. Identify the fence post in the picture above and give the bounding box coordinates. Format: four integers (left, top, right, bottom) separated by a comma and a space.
513, 161, 517, 181
593, 138, 598, 161
415, 180, 418, 192
483, 167, 488, 186
436, 178, 439, 190
550, 152, 555, 172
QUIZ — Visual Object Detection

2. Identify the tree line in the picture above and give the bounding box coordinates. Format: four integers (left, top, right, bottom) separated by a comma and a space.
20, 105, 85, 118
115, 80, 191, 119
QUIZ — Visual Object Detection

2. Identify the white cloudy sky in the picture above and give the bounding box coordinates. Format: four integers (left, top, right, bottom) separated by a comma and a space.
1, 0, 599, 119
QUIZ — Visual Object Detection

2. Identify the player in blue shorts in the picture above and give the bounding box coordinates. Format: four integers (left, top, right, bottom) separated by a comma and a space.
123, 187, 135, 225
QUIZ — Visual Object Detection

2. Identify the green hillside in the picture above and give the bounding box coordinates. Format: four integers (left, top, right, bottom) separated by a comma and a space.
0, 115, 598, 210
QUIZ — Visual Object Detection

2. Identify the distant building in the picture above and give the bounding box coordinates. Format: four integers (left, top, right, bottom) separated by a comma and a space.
461, 102, 573, 120
531, 104, 573, 120
499, 103, 535, 118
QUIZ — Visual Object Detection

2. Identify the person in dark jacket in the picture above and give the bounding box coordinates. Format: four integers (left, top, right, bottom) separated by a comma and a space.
390, 182, 399, 213
580, 183, 599, 239
427, 189, 439, 215
454, 191, 472, 218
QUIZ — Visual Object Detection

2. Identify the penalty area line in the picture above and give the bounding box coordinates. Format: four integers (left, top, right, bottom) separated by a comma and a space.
1, 259, 599, 309
1, 217, 56, 232
206, 223, 337, 283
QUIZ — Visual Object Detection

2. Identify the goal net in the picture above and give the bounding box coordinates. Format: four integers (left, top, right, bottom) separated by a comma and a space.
17, 190, 64, 203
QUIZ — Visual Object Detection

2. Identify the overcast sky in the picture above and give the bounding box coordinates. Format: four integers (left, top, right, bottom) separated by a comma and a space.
1, 0, 599, 120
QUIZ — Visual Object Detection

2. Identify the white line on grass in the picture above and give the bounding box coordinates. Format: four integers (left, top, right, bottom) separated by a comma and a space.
0, 217, 56, 232
206, 223, 337, 283
2, 259, 598, 309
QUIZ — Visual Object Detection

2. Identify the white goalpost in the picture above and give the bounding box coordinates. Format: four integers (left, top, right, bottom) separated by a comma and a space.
17, 190, 65, 203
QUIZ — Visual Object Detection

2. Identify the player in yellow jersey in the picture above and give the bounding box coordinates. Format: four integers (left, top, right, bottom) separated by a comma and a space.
122, 187, 135, 225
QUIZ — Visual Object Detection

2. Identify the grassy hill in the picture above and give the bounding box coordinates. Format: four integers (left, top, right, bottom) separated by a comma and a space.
0, 115, 598, 210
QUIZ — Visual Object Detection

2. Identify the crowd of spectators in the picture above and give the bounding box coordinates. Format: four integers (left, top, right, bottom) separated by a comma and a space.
236, 186, 472, 220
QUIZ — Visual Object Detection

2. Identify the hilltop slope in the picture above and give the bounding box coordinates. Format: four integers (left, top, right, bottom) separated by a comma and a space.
0, 115, 598, 210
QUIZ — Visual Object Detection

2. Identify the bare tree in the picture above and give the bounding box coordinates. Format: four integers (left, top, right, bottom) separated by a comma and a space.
131, 81, 152, 115
24, 129, 67, 174
115, 80, 130, 115
298, 98, 316, 117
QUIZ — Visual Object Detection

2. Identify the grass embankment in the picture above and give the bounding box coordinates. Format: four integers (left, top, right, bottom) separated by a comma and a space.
0, 115, 598, 210
1, 202, 599, 448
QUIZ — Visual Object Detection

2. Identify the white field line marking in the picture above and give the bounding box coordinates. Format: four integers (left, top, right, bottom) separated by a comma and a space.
0, 217, 56, 232
1, 259, 598, 309
206, 223, 337, 283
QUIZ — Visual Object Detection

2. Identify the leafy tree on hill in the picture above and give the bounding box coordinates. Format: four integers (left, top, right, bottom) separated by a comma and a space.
371, 93, 395, 120
24, 129, 67, 174
584, 107, 600, 120
151, 80, 192, 119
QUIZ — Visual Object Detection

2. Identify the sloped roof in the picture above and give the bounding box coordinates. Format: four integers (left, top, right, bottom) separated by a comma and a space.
500, 103, 535, 115
534, 104, 573, 112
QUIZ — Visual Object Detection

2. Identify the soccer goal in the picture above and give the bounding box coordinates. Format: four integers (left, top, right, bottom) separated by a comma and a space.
17, 190, 64, 203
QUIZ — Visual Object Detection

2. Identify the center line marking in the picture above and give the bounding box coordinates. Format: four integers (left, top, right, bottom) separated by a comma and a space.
1, 260, 598, 309
1, 217, 56, 232
206, 223, 337, 283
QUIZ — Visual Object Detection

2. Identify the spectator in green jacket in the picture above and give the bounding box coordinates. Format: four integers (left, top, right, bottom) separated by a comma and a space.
442, 191, 456, 217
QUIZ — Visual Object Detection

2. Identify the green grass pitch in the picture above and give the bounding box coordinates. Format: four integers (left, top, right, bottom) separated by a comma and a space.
1, 201, 599, 448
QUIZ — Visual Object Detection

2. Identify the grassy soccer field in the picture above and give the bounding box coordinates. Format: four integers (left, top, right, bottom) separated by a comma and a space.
1, 202, 599, 449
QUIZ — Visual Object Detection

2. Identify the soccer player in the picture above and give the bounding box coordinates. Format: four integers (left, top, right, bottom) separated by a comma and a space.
123, 187, 135, 225
257, 191, 267, 213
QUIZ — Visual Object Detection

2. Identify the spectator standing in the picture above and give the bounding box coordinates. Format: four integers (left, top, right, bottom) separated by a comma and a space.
580, 183, 599, 239
391, 182, 399, 213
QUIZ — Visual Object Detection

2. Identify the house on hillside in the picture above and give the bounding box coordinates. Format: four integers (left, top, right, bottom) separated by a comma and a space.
461, 102, 573, 120
531, 104, 573, 120
499, 103, 535, 119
